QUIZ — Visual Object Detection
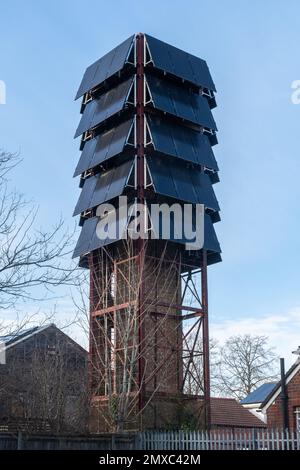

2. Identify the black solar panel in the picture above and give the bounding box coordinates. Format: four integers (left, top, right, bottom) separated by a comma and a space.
73, 159, 133, 216
148, 115, 218, 170
148, 157, 219, 212
75, 35, 134, 100
74, 119, 133, 177
145, 34, 216, 92
73, 210, 130, 258
73, 34, 220, 262
73, 209, 220, 259
73, 217, 98, 258
74, 78, 133, 138
147, 75, 217, 130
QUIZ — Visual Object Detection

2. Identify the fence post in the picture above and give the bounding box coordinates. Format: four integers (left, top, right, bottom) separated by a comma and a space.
17, 431, 23, 450
134, 433, 141, 450
252, 428, 258, 450
111, 434, 116, 450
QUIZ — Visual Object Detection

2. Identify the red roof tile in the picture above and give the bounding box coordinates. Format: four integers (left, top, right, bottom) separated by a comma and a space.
211, 397, 266, 428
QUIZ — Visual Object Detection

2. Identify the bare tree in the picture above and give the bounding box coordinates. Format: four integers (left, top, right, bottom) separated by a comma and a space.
214, 334, 279, 400
0, 150, 80, 309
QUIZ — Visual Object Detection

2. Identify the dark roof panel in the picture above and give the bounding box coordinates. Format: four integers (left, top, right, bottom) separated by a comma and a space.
74, 78, 133, 138
240, 382, 277, 405
148, 116, 218, 170
74, 119, 133, 177
73, 159, 133, 216
75, 35, 134, 99
148, 157, 220, 212
146, 75, 217, 130
145, 34, 216, 92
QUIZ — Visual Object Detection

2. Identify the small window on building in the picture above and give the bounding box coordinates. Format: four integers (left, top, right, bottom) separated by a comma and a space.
295, 407, 300, 433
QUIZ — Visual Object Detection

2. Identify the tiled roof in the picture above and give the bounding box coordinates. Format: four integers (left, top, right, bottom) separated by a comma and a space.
240, 382, 277, 405
211, 397, 266, 428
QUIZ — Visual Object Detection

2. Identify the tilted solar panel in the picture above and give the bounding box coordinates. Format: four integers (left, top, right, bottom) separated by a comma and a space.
147, 115, 218, 170
75, 35, 135, 99
73, 158, 133, 216
74, 119, 133, 177
148, 156, 220, 212
145, 34, 216, 92
74, 78, 134, 138
146, 74, 217, 130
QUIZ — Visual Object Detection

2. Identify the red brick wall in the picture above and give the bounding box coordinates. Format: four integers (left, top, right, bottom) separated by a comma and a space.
266, 367, 300, 430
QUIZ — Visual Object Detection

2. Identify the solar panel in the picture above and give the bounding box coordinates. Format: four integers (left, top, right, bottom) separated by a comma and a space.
74, 119, 133, 177
73, 159, 133, 216
146, 75, 217, 130
73, 217, 98, 258
145, 34, 216, 92
75, 35, 135, 99
147, 115, 218, 170
73, 209, 220, 259
204, 213, 221, 253
148, 157, 220, 212
74, 78, 134, 138
73, 209, 130, 258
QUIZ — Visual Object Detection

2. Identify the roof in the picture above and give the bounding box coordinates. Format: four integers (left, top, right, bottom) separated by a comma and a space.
240, 382, 277, 405
261, 360, 300, 412
211, 397, 266, 428
0, 323, 87, 354
0, 325, 51, 349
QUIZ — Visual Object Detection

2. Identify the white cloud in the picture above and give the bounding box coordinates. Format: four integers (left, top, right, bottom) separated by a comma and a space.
211, 307, 300, 368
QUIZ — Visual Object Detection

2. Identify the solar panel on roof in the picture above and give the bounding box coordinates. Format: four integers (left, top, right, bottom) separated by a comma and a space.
73, 159, 133, 216
148, 157, 220, 212
74, 119, 133, 177
147, 115, 218, 170
74, 78, 134, 138
145, 34, 216, 92
146, 75, 217, 130
75, 35, 135, 100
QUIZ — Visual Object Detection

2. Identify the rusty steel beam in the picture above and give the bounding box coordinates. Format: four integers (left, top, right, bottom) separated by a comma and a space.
136, 33, 146, 422
201, 250, 211, 429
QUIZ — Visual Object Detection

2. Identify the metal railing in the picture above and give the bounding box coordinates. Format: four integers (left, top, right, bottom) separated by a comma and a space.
139, 429, 300, 450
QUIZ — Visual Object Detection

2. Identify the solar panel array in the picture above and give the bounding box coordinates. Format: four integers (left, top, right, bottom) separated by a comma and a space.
73, 34, 221, 266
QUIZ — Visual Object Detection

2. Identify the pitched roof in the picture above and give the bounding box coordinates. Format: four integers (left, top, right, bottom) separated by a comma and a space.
240, 382, 277, 405
260, 360, 300, 412
0, 323, 87, 354
211, 397, 266, 428
0, 324, 51, 349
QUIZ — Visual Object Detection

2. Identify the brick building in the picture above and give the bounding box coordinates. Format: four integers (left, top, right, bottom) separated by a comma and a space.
0, 324, 88, 434
260, 359, 300, 431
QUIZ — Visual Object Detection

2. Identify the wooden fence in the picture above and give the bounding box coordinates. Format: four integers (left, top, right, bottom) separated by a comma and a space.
139, 429, 300, 450
0, 432, 137, 450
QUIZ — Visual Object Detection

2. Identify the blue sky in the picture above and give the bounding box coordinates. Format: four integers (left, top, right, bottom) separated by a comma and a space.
0, 0, 300, 362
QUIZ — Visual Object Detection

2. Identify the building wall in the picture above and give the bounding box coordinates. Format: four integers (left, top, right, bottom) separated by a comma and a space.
0, 326, 88, 434
266, 369, 300, 430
